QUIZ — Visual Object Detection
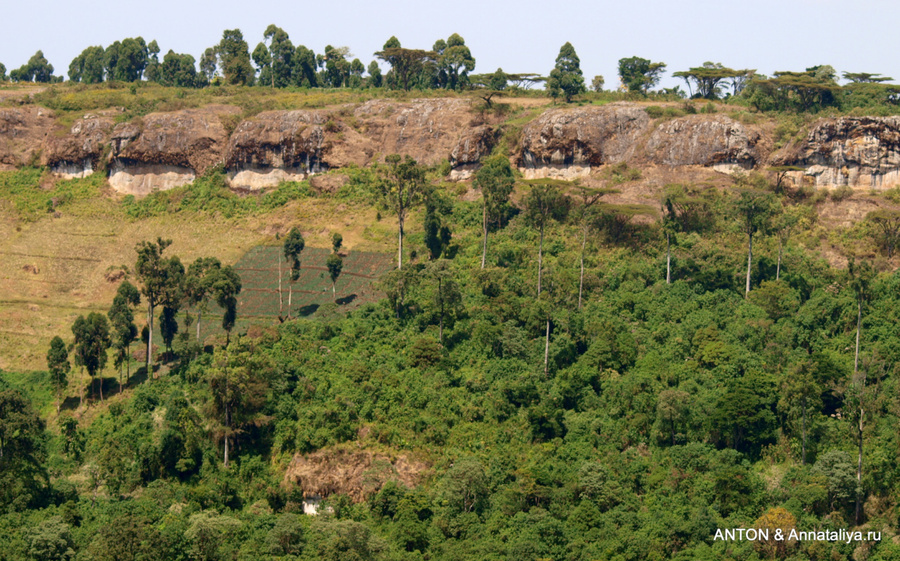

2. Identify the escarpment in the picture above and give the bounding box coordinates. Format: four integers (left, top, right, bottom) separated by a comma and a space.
107, 105, 238, 195
6, 96, 900, 196
772, 116, 900, 188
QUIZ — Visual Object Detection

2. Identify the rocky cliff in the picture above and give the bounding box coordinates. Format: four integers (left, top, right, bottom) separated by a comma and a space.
772, 116, 900, 188
4, 97, 900, 195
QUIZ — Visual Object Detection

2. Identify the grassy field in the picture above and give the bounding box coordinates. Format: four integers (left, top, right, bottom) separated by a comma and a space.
0, 168, 400, 373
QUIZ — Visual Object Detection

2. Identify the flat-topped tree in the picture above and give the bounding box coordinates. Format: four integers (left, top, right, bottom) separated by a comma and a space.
470, 69, 544, 107
842, 72, 894, 83
375, 37, 436, 91
673, 62, 755, 98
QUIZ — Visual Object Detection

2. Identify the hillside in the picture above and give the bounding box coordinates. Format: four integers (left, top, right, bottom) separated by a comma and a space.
2, 85, 900, 561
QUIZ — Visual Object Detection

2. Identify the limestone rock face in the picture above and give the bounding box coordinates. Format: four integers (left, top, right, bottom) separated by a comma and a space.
646, 115, 761, 171
352, 98, 477, 166
772, 117, 900, 188
42, 113, 115, 178
0, 106, 55, 169
518, 103, 651, 179
108, 105, 238, 194
449, 125, 497, 180
225, 110, 327, 190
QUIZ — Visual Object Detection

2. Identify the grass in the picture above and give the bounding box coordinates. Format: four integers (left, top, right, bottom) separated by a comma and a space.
0, 168, 106, 221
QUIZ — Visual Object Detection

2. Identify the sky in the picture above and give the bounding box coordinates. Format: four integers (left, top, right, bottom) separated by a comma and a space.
2, 0, 898, 88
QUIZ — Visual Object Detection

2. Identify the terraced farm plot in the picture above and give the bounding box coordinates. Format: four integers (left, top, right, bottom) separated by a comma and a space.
233, 245, 394, 319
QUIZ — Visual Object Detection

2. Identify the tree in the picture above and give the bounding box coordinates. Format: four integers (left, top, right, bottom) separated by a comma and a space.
842, 71, 893, 83
672, 62, 753, 99
159, 306, 179, 358
217, 29, 254, 85
210, 265, 242, 344
293, 45, 318, 87
734, 189, 778, 296
200, 48, 218, 82
135, 238, 183, 372
573, 183, 614, 305
426, 260, 462, 344
68, 46, 105, 83
376, 154, 427, 269
367, 61, 382, 88
108, 280, 140, 390
547, 42, 586, 102
183, 257, 221, 343
0, 390, 47, 512
11, 50, 55, 83
423, 190, 452, 260
847, 258, 874, 523
433, 33, 475, 90
866, 209, 900, 258
474, 155, 515, 269
332, 232, 343, 253
617, 56, 666, 93
283, 228, 305, 318
71, 313, 111, 402
523, 181, 570, 296
774, 205, 802, 280
159, 50, 198, 87
204, 339, 270, 467
327, 254, 343, 298
0, 63, 7, 82
186, 511, 243, 561
26, 516, 75, 561
591, 75, 604, 92
375, 38, 436, 91
264, 25, 295, 87
46, 336, 70, 413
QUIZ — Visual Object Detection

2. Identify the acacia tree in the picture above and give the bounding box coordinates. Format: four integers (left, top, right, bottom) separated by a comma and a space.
547, 42, 586, 102
524, 182, 570, 296
376, 155, 427, 270
474, 155, 515, 269
72, 313, 111, 402
673, 62, 753, 98
135, 238, 183, 373
46, 337, 70, 413
283, 228, 305, 318
735, 190, 778, 296
375, 38, 436, 91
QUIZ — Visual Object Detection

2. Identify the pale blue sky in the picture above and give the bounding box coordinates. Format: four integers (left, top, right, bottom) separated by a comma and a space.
2, 0, 896, 88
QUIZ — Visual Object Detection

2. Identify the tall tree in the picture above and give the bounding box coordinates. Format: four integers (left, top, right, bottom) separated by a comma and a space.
547, 42, 586, 102
0, 390, 47, 512
135, 238, 183, 373
10, 51, 55, 83
377, 155, 427, 270
427, 260, 462, 344
327, 253, 343, 298
433, 33, 475, 90
68, 46, 105, 83
200, 48, 218, 82
847, 259, 874, 524
618, 56, 667, 93
71, 313, 111, 402
46, 337, 70, 413
184, 257, 220, 343
573, 183, 614, 305
217, 29, 254, 85
107, 280, 140, 391
474, 155, 515, 269
735, 190, 778, 296
523, 181, 570, 296
283, 228, 305, 318
263, 25, 295, 87
210, 265, 242, 344
204, 339, 269, 467
673, 62, 753, 99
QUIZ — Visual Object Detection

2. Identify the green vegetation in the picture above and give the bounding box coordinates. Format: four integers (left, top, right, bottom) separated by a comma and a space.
2, 154, 899, 561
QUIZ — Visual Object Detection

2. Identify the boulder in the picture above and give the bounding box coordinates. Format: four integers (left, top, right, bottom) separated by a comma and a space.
42, 113, 115, 178
0, 106, 55, 169
645, 114, 761, 172
449, 125, 497, 180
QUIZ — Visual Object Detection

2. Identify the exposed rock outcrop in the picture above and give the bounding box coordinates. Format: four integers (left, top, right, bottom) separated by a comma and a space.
645, 115, 762, 172
518, 103, 651, 179
449, 124, 497, 180
42, 113, 115, 178
0, 106, 55, 169
225, 110, 327, 190
108, 105, 238, 195
772, 116, 900, 188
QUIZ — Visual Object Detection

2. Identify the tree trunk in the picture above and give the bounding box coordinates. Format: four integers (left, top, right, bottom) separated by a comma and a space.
332, 281, 336, 298
579, 223, 586, 308
99, 373, 103, 401
278, 252, 283, 316
146, 302, 154, 375
544, 317, 551, 376
776, 238, 783, 281
196, 310, 202, 342
745, 233, 753, 296
398, 217, 405, 270
855, 297, 862, 374
801, 394, 807, 465
288, 282, 293, 319
856, 407, 864, 525
439, 277, 444, 344
56, 373, 61, 413
666, 232, 671, 285
537, 224, 544, 297
481, 204, 488, 269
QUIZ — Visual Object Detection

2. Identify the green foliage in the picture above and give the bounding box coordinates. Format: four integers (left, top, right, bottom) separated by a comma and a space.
0, 169, 103, 221
547, 42, 585, 102
618, 56, 667, 93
